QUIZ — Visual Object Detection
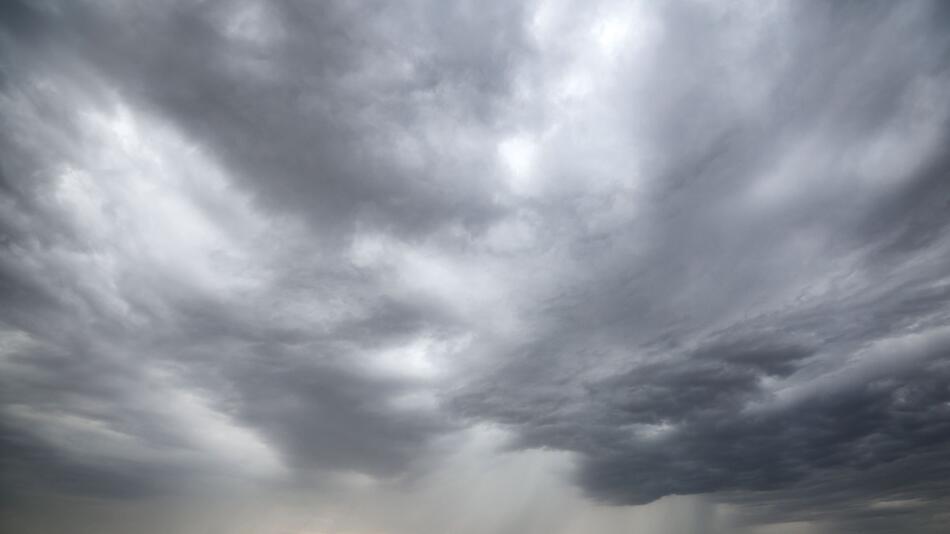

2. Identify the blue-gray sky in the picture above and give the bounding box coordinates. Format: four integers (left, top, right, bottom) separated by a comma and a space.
2, 1, 950, 533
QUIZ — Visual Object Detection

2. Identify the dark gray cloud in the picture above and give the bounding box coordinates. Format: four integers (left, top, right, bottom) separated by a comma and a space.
447, 0, 950, 529
42, 0, 526, 237
1, 0, 950, 532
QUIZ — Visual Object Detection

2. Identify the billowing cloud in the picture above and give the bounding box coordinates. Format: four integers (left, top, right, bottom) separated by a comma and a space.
2, 1, 949, 533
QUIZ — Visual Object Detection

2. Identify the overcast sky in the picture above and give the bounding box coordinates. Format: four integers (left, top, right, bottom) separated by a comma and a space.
2, 1, 950, 533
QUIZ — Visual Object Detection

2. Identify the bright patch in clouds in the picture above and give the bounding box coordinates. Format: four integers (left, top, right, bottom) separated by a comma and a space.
498, 134, 540, 195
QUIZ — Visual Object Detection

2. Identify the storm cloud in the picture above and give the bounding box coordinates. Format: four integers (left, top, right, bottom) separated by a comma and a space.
2, 1, 950, 533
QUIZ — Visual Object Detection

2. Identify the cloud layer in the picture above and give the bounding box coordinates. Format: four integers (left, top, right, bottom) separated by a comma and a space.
2, 1, 950, 532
